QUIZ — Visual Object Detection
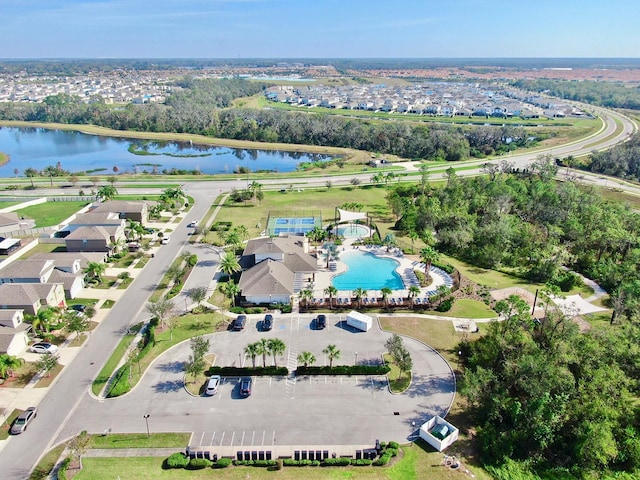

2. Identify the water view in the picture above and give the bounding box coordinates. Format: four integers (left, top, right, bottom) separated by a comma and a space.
0, 127, 332, 176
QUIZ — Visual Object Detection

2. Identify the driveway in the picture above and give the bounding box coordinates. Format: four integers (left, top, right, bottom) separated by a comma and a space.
56, 313, 455, 450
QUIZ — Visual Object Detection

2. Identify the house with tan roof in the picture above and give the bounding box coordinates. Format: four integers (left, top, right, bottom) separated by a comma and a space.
0, 309, 30, 355
239, 236, 318, 305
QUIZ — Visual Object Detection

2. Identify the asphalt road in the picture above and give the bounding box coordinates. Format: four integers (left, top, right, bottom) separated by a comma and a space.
0, 104, 635, 478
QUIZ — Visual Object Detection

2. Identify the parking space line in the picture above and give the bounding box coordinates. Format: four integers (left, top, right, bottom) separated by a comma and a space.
198, 431, 205, 445
261, 430, 266, 446
219, 431, 225, 446
210, 432, 216, 445
272, 430, 276, 445
240, 431, 245, 446
229, 431, 235, 446
251, 430, 256, 445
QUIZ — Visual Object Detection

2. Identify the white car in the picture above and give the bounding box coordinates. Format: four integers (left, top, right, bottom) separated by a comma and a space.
160, 236, 170, 245
29, 342, 59, 355
188, 220, 199, 227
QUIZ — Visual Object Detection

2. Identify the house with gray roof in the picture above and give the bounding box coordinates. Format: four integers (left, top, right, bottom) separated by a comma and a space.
91, 200, 149, 223
0, 283, 66, 315
64, 224, 125, 254
239, 236, 318, 305
0, 259, 85, 299
0, 309, 30, 355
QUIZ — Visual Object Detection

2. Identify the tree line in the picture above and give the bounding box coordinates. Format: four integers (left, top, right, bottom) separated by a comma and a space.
0, 78, 534, 162
512, 78, 640, 110
387, 156, 640, 319
586, 133, 640, 180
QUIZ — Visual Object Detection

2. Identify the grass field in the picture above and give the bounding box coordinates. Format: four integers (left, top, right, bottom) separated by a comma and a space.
16, 200, 89, 227
73, 439, 487, 480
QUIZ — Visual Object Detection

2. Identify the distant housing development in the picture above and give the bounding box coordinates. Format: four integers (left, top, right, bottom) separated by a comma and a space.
264, 82, 589, 119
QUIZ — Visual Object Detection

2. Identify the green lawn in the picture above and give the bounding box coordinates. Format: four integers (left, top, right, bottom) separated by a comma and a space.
89, 432, 190, 449
17, 200, 89, 227
434, 299, 496, 319
72, 440, 490, 480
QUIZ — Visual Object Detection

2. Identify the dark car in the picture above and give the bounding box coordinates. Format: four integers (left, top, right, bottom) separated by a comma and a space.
231, 315, 247, 331
262, 314, 273, 331
10, 407, 37, 435
70, 304, 87, 313
239, 377, 252, 397
316, 314, 327, 330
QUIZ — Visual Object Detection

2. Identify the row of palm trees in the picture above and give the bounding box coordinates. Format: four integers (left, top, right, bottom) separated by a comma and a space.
243, 338, 286, 368
299, 284, 426, 310
242, 341, 342, 370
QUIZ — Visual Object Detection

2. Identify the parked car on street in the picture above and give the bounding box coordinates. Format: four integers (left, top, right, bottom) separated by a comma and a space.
160, 236, 170, 245
29, 342, 59, 355
10, 407, 37, 434
239, 377, 252, 397
188, 220, 199, 227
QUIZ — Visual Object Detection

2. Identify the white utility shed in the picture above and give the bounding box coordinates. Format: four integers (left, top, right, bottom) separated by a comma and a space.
346, 310, 373, 331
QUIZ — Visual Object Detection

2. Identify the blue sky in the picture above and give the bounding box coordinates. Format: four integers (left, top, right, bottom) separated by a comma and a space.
1, 0, 638, 58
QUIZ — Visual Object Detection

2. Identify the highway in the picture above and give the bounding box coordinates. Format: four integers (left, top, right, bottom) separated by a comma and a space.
0, 105, 635, 479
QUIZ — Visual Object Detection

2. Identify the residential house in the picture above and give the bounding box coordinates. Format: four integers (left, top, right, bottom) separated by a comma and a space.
64, 224, 126, 254
90, 200, 149, 223
0, 212, 34, 235
0, 309, 30, 355
0, 283, 66, 315
0, 259, 84, 299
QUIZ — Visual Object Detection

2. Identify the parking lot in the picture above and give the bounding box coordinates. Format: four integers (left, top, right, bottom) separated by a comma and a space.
61, 313, 455, 449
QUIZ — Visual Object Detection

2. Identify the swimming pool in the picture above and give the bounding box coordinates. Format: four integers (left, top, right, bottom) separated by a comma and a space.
334, 224, 370, 239
332, 251, 404, 290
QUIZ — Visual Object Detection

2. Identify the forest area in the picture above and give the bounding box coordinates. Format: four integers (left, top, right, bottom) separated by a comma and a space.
512, 78, 640, 110
385, 163, 640, 478
0, 77, 535, 162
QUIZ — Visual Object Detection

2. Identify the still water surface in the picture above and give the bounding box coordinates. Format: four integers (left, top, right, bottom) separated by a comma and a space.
0, 127, 332, 176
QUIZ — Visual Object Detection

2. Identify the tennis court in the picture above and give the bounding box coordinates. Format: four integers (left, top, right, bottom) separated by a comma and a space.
266, 212, 322, 236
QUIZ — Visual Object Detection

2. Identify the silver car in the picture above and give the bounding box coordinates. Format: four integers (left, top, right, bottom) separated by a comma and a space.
29, 342, 59, 355
205, 375, 221, 396
10, 407, 37, 435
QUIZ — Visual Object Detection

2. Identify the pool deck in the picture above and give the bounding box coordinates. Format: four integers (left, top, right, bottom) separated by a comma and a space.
310, 244, 452, 303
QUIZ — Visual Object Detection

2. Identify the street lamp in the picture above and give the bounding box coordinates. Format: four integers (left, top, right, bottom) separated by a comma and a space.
355, 352, 358, 366
457, 351, 462, 373
184, 297, 188, 314
143, 414, 150, 438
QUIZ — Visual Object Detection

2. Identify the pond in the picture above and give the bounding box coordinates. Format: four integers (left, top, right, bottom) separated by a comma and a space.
0, 127, 333, 176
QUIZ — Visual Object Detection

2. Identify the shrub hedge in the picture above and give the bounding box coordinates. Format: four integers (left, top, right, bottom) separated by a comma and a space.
207, 366, 288, 376
187, 457, 212, 470
165, 452, 190, 469
322, 457, 351, 466
233, 460, 278, 467
214, 457, 233, 468
296, 365, 390, 376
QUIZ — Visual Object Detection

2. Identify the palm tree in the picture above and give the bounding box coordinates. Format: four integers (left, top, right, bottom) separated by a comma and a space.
126, 220, 145, 241
380, 287, 392, 308
225, 231, 241, 252
353, 287, 367, 309
323, 344, 341, 369
267, 338, 286, 367
24, 167, 38, 188
256, 338, 269, 367
244, 342, 260, 368
221, 280, 240, 307
408, 231, 419, 254
97, 184, 118, 201
235, 225, 249, 243
219, 250, 240, 278
297, 351, 316, 368
0, 354, 23, 379
323, 242, 339, 268
299, 289, 314, 312
84, 261, 106, 284
324, 285, 337, 309
408, 285, 421, 308
420, 246, 440, 283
